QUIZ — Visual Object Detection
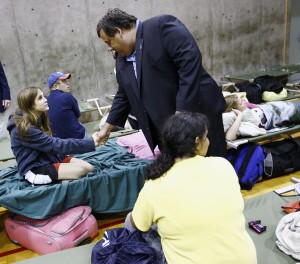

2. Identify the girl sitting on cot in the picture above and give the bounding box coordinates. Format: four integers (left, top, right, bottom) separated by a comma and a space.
7, 86, 105, 185
125, 112, 257, 264
223, 94, 300, 141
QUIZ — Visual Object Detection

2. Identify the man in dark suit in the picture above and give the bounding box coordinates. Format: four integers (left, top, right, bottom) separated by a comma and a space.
0, 61, 11, 140
96, 8, 227, 157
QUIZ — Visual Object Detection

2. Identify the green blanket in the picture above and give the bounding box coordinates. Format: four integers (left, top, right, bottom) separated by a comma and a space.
244, 191, 300, 264
0, 139, 152, 219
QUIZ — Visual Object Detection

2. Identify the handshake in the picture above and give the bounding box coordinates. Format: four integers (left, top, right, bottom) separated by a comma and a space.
92, 130, 110, 147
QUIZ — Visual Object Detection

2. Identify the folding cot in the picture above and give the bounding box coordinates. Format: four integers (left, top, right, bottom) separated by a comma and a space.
222, 64, 300, 148
0, 136, 151, 219
227, 124, 300, 148
222, 64, 300, 84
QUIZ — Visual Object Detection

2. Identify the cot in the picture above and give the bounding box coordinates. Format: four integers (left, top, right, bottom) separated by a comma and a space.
0, 138, 152, 219
227, 124, 300, 148
222, 64, 300, 84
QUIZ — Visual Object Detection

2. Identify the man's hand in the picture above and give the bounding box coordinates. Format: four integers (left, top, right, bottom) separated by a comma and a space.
92, 132, 109, 147
97, 130, 110, 145
2, 100, 11, 110
92, 123, 114, 147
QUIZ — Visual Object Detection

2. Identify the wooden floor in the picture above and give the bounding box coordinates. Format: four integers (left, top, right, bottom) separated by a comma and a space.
0, 209, 126, 263
2, 97, 299, 262
1, 127, 299, 263
0, 170, 299, 263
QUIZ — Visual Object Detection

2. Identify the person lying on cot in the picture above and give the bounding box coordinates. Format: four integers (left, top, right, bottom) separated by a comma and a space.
7, 86, 105, 185
223, 94, 300, 141
125, 112, 257, 264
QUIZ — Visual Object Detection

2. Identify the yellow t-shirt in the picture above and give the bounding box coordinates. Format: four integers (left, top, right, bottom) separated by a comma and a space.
132, 156, 257, 264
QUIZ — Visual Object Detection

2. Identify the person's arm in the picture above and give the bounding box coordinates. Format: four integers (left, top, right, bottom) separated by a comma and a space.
130, 187, 154, 232
21, 126, 96, 154
106, 59, 131, 127
225, 109, 243, 141
72, 96, 81, 118
130, 212, 137, 229
63, 93, 81, 118
91, 131, 107, 147
158, 15, 206, 112
2, 100, 11, 110
97, 122, 114, 143
0, 62, 11, 110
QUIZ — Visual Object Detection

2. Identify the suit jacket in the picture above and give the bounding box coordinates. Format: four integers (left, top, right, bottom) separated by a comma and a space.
0, 61, 11, 113
107, 15, 226, 157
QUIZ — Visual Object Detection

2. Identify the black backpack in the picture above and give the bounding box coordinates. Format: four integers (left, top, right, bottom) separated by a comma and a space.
262, 138, 300, 178
254, 75, 284, 94
237, 83, 263, 104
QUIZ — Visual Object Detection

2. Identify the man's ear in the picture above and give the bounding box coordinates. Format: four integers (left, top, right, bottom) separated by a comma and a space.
116, 27, 123, 37
51, 83, 59, 90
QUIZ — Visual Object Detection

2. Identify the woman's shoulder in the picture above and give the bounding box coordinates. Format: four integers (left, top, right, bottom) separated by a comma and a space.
205, 155, 230, 163
177, 156, 230, 169
197, 156, 235, 171
26, 124, 47, 138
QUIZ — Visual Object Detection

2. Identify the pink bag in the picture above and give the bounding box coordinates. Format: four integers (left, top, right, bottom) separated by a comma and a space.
5, 205, 98, 255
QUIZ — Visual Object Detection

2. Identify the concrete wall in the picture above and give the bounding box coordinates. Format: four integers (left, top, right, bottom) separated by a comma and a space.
0, 0, 288, 118
289, 0, 300, 64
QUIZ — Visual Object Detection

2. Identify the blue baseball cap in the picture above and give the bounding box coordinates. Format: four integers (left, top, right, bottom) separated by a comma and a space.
48, 72, 71, 88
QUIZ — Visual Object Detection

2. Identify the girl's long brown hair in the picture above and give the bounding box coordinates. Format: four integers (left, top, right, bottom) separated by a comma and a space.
14, 87, 52, 139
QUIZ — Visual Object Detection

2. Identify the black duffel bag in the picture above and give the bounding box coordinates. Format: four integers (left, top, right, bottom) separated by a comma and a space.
262, 138, 300, 178
254, 75, 284, 94
237, 82, 263, 104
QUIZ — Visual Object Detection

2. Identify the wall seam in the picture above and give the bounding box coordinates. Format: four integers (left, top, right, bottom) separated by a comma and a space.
84, 0, 99, 96
10, 0, 27, 86
208, 0, 214, 74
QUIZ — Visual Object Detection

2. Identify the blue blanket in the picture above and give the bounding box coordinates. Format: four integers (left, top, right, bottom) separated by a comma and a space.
0, 139, 152, 219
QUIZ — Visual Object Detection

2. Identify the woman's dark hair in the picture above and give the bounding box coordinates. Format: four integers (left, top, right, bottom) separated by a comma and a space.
96, 8, 137, 38
146, 112, 208, 180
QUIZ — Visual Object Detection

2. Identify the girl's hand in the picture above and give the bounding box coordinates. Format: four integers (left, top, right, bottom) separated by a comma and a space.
232, 108, 242, 117
92, 132, 108, 147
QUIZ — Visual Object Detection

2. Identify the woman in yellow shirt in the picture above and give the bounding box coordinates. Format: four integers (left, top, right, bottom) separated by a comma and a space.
128, 112, 257, 264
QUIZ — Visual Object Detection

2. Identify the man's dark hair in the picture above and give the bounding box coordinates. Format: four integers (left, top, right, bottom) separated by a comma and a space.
96, 8, 137, 38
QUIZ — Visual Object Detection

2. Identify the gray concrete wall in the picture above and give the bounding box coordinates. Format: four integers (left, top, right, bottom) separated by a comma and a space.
0, 0, 288, 118
289, 0, 300, 64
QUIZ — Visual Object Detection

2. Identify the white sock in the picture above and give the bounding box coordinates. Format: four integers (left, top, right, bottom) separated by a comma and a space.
25, 170, 52, 185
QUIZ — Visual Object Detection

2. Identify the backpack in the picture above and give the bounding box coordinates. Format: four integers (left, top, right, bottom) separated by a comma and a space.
91, 228, 159, 264
254, 75, 284, 94
237, 83, 263, 104
227, 143, 264, 190
262, 138, 300, 178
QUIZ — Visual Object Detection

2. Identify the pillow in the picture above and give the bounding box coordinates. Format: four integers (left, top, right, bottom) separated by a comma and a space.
222, 112, 235, 132
223, 91, 249, 102
262, 88, 288, 102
